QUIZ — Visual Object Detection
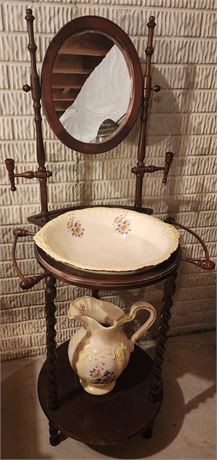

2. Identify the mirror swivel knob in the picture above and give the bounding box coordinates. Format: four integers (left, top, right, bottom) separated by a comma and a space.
23, 84, 31, 92
152, 85, 161, 92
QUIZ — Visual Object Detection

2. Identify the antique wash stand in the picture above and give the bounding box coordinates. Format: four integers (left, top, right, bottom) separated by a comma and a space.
5, 9, 215, 447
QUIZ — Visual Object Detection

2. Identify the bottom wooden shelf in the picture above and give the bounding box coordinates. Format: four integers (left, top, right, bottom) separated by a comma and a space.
38, 341, 163, 446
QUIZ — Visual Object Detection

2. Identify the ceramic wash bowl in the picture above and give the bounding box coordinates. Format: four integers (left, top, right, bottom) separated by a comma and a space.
34, 207, 179, 273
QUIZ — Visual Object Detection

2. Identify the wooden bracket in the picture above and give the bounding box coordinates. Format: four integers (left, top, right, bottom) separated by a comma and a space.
165, 217, 215, 271
132, 152, 174, 184
5, 158, 52, 192
12, 228, 47, 289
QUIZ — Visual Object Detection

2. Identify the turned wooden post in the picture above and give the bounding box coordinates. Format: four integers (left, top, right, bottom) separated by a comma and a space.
25, 9, 49, 221
150, 270, 177, 402
134, 16, 156, 208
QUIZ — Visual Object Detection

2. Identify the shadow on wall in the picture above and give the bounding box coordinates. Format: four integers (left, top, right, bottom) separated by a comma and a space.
77, 66, 162, 203
140, 63, 198, 219
77, 65, 181, 205
77, 64, 199, 222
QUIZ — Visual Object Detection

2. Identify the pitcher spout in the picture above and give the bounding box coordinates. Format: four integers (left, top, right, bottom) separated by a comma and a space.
69, 313, 103, 336
68, 295, 123, 326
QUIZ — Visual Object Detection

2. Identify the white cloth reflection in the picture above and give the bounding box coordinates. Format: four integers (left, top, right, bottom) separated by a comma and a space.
59, 45, 132, 143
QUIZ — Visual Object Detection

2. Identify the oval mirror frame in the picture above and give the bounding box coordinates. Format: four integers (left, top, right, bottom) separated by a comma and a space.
41, 16, 143, 154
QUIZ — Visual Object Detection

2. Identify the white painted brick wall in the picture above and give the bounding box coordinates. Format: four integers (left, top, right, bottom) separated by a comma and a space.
0, 0, 216, 360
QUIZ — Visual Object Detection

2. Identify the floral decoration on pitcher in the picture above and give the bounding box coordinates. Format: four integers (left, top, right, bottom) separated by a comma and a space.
67, 217, 84, 238
113, 214, 131, 236
89, 363, 116, 384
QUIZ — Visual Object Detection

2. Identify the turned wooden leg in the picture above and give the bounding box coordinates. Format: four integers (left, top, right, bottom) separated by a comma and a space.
150, 270, 177, 402
45, 275, 60, 445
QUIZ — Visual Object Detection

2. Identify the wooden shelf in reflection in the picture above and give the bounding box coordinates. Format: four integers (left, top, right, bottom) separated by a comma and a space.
52, 89, 79, 101
52, 73, 88, 89
53, 55, 102, 75
59, 32, 113, 56
52, 33, 114, 116
54, 101, 75, 112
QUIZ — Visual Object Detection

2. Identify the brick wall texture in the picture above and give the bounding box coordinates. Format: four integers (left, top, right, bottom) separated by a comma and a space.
0, 0, 216, 360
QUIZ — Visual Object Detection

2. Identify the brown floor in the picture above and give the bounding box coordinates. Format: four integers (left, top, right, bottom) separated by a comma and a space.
1, 331, 216, 459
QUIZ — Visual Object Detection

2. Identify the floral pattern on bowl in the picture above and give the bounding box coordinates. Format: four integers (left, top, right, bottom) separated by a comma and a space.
113, 214, 131, 236
67, 217, 84, 238
79, 303, 86, 313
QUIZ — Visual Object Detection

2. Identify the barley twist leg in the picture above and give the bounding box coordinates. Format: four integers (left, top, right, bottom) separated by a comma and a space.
150, 270, 177, 402
48, 420, 60, 446
45, 275, 60, 445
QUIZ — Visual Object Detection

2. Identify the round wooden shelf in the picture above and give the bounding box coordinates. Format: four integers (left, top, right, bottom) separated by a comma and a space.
35, 245, 181, 290
38, 341, 163, 446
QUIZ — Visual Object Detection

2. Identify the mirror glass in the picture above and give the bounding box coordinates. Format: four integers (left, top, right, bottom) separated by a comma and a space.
42, 16, 143, 153
52, 32, 132, 144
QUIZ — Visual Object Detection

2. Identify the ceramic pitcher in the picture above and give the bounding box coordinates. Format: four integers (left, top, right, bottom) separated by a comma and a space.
68, 296, 156, 395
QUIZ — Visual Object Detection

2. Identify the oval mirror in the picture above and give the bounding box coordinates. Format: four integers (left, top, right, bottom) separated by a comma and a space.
41, 16, 143, 153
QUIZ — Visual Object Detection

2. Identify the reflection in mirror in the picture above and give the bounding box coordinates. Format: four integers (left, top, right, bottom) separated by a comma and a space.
52, 32, 132, 143
95, 118, 119, 142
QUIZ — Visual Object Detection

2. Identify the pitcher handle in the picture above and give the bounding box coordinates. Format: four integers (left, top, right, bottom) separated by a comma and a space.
116, 301, 157, 344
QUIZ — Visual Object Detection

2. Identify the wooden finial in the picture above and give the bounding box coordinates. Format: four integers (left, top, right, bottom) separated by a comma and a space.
147, 16, 156, 27
25, 9, 34, 21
